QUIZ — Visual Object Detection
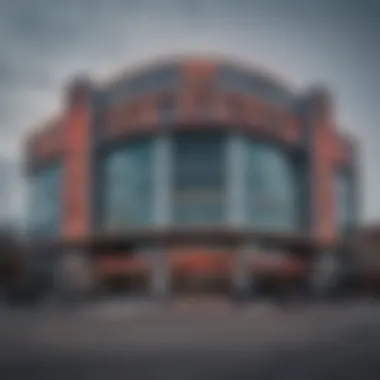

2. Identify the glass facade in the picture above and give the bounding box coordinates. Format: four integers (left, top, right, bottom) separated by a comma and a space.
98, 134, 303, 231
245, 140, 297, 231
172, 133, 226, 224
28, 163, 62, 237
101, 139, 154, 230
334, 170, 354, 235
26, 135, 353, 237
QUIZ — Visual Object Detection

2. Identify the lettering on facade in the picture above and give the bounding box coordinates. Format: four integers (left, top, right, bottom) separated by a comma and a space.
103, 93, 300, 145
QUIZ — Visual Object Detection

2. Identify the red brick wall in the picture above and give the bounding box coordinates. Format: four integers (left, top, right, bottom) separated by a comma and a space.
102, 59, 301, 145
61, 86, 92, 241
309, 95, 354, 246
313, 121, 337, 244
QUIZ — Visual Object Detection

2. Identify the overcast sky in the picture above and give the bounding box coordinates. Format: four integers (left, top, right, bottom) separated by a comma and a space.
0, 0, 378, 223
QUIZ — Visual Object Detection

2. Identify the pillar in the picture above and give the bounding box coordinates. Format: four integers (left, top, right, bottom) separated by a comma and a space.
150, 247, 171, 300
232, 244, 256, 301
226, 133, 246, 226
62, 77, 93, 240
310, 251, 338, 298
153, 133, 172, 226
54, 250, 94, 303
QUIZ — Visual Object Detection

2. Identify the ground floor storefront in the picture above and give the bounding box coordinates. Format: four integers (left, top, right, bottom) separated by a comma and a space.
24, 231, 367, 304
51, 241, 317, 302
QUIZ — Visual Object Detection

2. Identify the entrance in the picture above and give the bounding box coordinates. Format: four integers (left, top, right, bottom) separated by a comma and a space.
168, 248, 233, 297
103, 273, 149, 295
172, 273, 232, 296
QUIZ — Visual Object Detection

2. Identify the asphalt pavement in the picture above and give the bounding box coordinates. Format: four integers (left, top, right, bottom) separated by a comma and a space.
1, 299, 379, 379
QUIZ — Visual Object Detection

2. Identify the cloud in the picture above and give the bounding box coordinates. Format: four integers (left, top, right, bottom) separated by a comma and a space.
0, 0, 378, 221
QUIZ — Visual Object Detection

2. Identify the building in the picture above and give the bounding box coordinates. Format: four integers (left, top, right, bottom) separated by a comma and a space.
0, 157, 25, 232
0, 157, 12, 224
349, 225, 380, 295
25, 57, 358, 299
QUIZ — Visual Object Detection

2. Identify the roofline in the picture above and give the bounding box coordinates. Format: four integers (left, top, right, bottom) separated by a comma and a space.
94, 54, 299, 95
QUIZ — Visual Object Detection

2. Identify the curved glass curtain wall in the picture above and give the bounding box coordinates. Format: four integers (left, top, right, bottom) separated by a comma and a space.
28, 163, 62, 237
101, 139, 154, 230
172, 133, 226, 224
245, 140, 298, 231
99, 134, 300, 231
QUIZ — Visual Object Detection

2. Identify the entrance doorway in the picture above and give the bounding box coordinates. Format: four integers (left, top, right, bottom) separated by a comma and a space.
102, 272, 150, 296
172, 273, 232, 296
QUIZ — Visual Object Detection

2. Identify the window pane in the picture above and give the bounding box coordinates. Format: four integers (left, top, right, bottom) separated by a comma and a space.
101, 140, 153, 229
173, 133, 226, 224
246, 140, 297, 231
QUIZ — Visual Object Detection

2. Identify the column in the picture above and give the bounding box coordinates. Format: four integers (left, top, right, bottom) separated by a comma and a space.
54, 250, 94, 303
149, 247, 171, 300
153, 133, 172, 226
62, 78, 93, 240
232, 243, 256, 301
310, 251, 338, 298
226, 133, 246, 226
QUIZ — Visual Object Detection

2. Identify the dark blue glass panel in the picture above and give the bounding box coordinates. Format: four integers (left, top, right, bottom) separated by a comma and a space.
173, 133, 226, 224
101, 140, 153, 229
245, 140, 297, 231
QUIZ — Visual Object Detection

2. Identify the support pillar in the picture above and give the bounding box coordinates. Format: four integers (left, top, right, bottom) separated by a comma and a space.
54, 250, 94, 303
232, 244, 255, 302
150, 247, 171, 301
310, 251, 338, 299
154, 134, 172, 226
226, 133, 246, 226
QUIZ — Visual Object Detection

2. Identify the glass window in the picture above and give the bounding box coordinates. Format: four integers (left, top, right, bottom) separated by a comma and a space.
173, 133, 226, 224
245, 140, 297, 231
101, 139, 153, 230
28, 163, 62, 237
334, 170, 354, 235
